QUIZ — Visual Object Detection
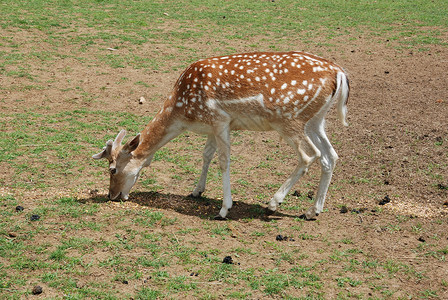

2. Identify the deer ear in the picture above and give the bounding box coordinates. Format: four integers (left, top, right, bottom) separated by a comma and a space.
113, 130, 127, 150
122, 133, 140, 154
92, 140, 113, 160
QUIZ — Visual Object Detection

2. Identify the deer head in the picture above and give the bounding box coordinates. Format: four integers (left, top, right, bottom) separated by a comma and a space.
92, 130, 142, 200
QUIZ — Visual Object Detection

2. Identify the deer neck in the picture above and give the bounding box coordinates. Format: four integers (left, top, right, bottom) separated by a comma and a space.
133, 104, 184, 167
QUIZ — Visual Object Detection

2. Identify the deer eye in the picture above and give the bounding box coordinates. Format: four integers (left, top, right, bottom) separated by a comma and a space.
109, 168, 117, 175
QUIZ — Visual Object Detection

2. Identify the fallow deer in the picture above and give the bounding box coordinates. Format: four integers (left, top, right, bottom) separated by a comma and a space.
93, 51, 349, 220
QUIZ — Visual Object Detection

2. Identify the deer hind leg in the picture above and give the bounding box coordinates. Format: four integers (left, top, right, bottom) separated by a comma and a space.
267, 135, 320, 213
304, 119, 338, 219
191, 135, 217, 197
213, 123, 232, 220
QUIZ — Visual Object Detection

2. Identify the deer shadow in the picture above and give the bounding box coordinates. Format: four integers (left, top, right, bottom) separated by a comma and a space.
81, 191, 305, 221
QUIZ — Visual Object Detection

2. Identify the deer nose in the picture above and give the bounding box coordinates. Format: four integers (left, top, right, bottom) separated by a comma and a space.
108, 192, 121, 200
109, 167, 117, 175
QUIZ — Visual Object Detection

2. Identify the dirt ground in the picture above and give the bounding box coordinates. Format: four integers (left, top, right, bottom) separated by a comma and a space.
1, 27, 448, 298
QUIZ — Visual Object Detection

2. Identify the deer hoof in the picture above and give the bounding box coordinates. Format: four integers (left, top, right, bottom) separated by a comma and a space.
188, 192, 203, 198
214, 215, 227, 221
265, 207, 276, 216
304, 207, 318, 220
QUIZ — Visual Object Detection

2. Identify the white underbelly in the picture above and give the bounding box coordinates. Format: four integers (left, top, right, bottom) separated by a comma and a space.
185, 115, 274, 134
187, 122, 214, 135
229, 116, 274, 131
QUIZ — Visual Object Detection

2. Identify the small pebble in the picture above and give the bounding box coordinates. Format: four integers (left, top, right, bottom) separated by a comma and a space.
222, 256, 233, 264
378, 195, 391, 205
438, 183, 448, 190
30, 215, 40, 221
32, 286, 43, 295
15, 206, 24, 212
276, 235, 291, 241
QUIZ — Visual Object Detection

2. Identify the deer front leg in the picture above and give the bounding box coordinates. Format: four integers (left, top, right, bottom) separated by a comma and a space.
191, 135, 217, 197
213, 124, 232, 220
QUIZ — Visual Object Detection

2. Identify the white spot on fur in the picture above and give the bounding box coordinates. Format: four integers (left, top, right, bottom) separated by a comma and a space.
206, 99, 217, 109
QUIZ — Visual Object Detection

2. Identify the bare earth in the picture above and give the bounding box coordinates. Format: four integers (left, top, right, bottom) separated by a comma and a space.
1, 27, 447, 298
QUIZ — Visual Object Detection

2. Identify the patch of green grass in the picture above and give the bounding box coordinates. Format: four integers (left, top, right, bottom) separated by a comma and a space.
136, 287, 163, 300
209, 224, 232, 236
0, 1, 447, 299
0, 109, 153, 191
336, 276, 363, 288
425, 246, 448, 261
0, 0, 445, 76
167, 275, 197, 291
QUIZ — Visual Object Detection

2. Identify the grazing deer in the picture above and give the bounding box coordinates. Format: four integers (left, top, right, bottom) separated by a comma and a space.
93, 51, 349, 220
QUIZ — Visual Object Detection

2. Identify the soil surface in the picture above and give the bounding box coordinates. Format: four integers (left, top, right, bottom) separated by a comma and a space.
1, 27, 448, 298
